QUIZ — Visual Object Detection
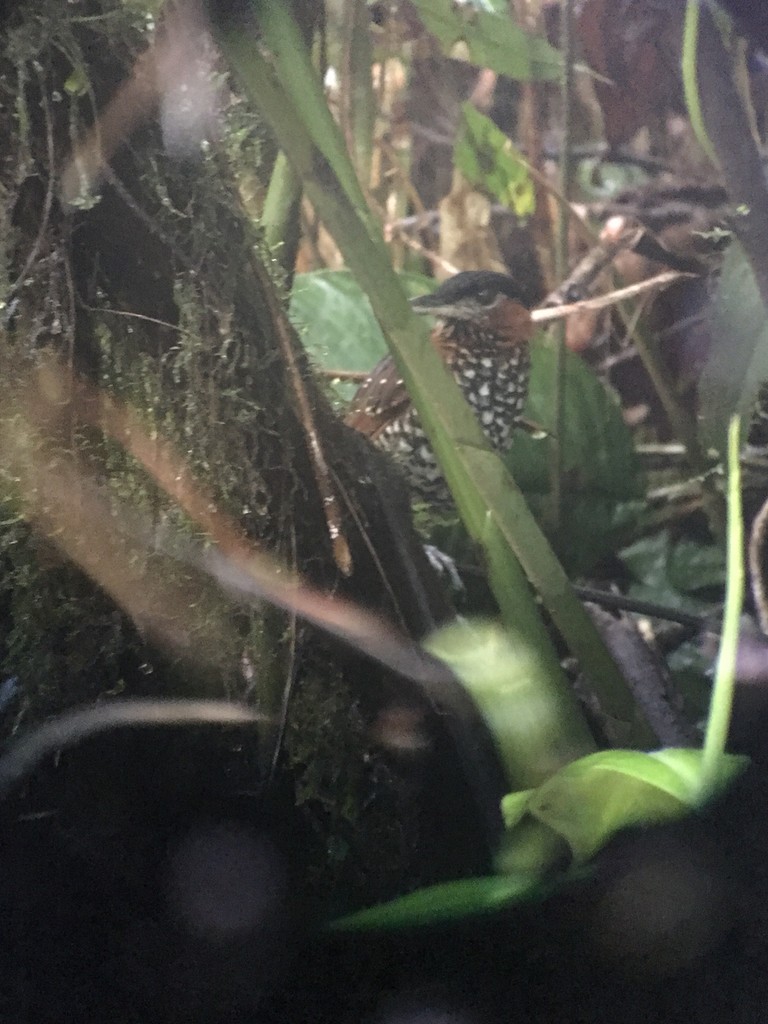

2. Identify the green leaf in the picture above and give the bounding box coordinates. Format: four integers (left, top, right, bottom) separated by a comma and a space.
507, 338, 642, 572
667, 537, 726, 592
699, 241, 768, 455
411, 0, 561, 81
63, 67, 89, 98
510, 338, 640, 499
507, 748, 747, 863
289, 270, 433, 401
328, 872, 545, 932
527, 497, 643, 577
649, 747, 745, 798
455, 104, 535, 217
621, 531, 725, 610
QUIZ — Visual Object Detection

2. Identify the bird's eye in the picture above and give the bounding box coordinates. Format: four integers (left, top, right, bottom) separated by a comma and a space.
477, 288, 497, 305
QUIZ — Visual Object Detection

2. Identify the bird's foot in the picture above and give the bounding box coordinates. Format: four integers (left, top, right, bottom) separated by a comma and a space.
423, 544, 465, 592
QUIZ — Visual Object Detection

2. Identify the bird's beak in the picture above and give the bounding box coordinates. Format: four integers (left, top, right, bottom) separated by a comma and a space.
410, 293, 457, 317
409, 293, 434, 313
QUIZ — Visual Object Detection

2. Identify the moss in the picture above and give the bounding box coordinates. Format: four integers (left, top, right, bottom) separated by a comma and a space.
0, 0, 420, 901
0, 517, 138, 728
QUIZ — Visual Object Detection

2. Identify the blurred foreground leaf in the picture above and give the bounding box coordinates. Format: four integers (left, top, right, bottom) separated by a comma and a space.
425, 620, 592, 789
502, 748, 748, 863
330, 746, 747, 934
329, 872, 546, 932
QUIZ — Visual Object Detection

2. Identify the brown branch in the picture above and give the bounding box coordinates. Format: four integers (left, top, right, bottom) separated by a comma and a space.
532, 269, 694, 323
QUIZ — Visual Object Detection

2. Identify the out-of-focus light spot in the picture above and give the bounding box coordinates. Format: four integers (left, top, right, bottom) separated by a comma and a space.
375, 991, 477, 1024
592, 838, 733, 976
166, 824, 286, 941
371, 705, 432, 754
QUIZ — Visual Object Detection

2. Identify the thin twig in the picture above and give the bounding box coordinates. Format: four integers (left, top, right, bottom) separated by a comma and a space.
531, 270, 694, 322
246, 250, 353, 576
574, 586, 705, 629
387, 224, 459, 275
541, 226, 646, 308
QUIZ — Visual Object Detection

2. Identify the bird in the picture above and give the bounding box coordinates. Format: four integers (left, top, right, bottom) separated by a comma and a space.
345, 270, 535, 504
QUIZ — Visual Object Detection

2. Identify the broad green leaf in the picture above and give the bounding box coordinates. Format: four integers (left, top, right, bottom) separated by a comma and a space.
508, 747, 747, 863
411, 0, 561, 81
667, 537, 726, 592
328, 872, 544, 931
290, 270, 432, 400
510, 338, 640, 499
455, 104, 535, 217
507, 339, 642, 572
621, 531, 725, 611
64, 67, 89, 98
699, 241, 768, 456
523, 497, 643, 577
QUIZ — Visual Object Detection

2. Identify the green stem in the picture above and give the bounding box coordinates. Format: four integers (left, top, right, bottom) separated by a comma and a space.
681, 1, 720, 167
551, 0, 574, 530
262, 151, 303, 271
700, 416, 743, 796
340, 0, 375, 185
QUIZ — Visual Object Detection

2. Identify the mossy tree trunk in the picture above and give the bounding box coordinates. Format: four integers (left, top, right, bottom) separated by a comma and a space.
0, 0, 491, 899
